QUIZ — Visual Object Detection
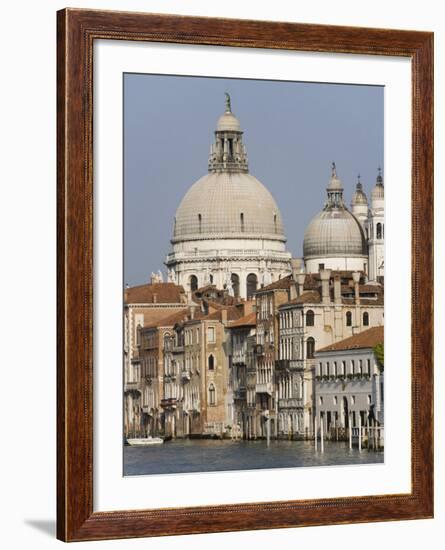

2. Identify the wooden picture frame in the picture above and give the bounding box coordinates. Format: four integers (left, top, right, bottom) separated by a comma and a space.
57, 8, 434, 542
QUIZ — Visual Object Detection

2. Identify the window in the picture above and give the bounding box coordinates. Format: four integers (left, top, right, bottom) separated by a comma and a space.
306, 310, 315, 327
317, 362, 322, 377
306, 337, 315, 359
359, 360, 363, 376
351, 395, 356, 405
207, 326, 215, 343
246, 273, 258, 299
333, 361, 337, 377
367, 358, 371, 375
274, 213, 277, 233
190, 275, 198, 292
376, 222, 382, 239
333, 396, 338, 405
209, 384, 216, 406
208, 354, 215, 370
326, 362, 330, 376
363, 311, 369, 326
319, 396, 323, 405
346, 311, 352, 326
231, 273, 240, 297
240, 212, 245, 232
319, 263, 325, 271
198, 213, 202, 233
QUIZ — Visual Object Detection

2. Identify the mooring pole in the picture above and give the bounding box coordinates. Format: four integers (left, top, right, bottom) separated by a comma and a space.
320, 415, 325, 453
314, 416, 318, 452
349, 413, 352, 450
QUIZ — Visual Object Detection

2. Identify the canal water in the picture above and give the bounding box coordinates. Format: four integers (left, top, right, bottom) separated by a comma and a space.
123, 439, 383, 476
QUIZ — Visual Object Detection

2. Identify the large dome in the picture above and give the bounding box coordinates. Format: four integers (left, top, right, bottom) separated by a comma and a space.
303, 207, 367, 258
172, 172, 285, 243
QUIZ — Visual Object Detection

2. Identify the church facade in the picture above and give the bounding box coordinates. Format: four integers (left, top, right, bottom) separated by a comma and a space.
165, 94, 292, 300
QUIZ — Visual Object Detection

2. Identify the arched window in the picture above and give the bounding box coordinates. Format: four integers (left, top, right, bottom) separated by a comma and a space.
208, 354, 215, 370
240, 212, 245, 232
208, 384, 216, 406
190, 275, 198, 292
363, 311, 369, 326
198, 213, 202, 233
306, 337, 315, 359
376, 222, 382, 239
273, 213, 277, 233
306, 310, 315, 327
246, 273, 258, 299
346, 311, 352, 327
231, 273, 240, 297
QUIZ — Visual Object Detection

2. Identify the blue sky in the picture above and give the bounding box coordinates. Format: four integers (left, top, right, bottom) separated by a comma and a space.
124, 73, 383, 286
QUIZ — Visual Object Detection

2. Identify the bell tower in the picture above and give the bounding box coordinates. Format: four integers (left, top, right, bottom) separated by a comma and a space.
367, 168, 385, 281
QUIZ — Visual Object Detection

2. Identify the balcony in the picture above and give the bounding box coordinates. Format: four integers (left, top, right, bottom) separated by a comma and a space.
172, 345, 184, 354
275, 359, 290, 372
256, 382, 273, 395
278, 398, 303, 409
234, 387, 247, 400
181, 370, 191, 381
124, 380, 140, 392
160, 397, 178, 410
166, 249, 292, 263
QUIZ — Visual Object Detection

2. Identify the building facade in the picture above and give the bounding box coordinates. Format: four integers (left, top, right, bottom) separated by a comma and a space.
277, 269, 384, 436
123, 279, 187, 438
314, 326, 384, 437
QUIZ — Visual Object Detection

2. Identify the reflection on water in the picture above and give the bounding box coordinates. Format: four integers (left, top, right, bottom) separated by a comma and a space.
123, 438, 383, 476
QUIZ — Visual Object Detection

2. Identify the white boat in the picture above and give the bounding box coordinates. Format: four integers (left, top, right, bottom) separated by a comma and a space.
127, 437, 164, 446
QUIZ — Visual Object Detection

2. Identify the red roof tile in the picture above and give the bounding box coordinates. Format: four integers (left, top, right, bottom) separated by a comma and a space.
256, 275, 294, 293
228, 311, 257, 328
316, 326, 384, 353
125, 282, 185, 304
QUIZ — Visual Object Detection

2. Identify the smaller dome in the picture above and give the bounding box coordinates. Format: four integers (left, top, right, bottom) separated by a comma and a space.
303, 209, 367, 258
351, 177, 368, 206
371, 168, 384, 201
216, 111, 241, 132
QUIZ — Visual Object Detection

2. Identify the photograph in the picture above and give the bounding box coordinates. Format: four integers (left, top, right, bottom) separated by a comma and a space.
123, 74, 385, 476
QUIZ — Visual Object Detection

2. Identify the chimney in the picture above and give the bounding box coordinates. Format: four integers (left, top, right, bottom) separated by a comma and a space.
352, 271, 361, 305
296, 273, 306, 297
319, 269, 331, 305
289, 281, 297, 301
291, 258, 304, 279
334, 276, 341, 305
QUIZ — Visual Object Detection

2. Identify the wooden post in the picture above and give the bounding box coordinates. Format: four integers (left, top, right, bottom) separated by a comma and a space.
320, 415, 325, 453
314, 416, 318, 452
349, 413, 352, 450
366, 416, 370, 451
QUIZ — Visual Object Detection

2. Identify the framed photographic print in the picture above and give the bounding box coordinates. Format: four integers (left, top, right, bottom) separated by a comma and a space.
57, 8, 433, 542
